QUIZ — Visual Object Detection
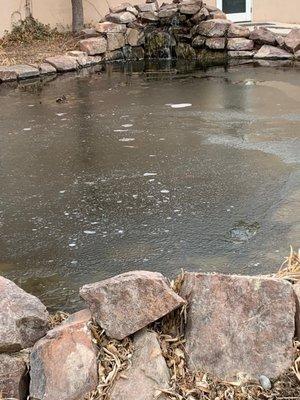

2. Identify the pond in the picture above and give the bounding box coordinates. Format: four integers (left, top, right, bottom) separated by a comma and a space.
0, 61, 299, 311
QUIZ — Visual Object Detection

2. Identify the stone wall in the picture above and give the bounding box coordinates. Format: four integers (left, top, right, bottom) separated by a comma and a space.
1, 269, 300, 399
0, 0, 300, 84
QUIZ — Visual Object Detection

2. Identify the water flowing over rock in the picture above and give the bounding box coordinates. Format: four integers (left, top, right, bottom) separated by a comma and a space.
0, 352, 29, 400
80, 271, 185, 340
181, 273, 295, 380
254, 45, 294, 60
79, 37, 107, 56
284, 28, 300, 53
196, 19, 231, 37
29, 309, 97, 400
109, 329, 170, 400
0, 276, 48, 352
145, 31, 175, 59
249, 27, 277, 45
44, 55, 78, 71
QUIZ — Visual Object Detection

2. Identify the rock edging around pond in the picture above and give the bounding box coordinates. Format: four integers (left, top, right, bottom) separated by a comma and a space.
1, 0, 300, 85
1, 270, 300, 400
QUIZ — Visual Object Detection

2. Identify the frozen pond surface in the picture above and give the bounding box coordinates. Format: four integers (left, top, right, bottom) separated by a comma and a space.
0, 62, 299, 311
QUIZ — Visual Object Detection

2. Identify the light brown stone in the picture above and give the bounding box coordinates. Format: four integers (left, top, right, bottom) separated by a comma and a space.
0, 66, 18, 82
80, 271, 185, 340
284, 28, 300, 53
196, 19, 231, 37
136, 2, 157, 12
39, 63, 57, 75
209, 9, 227, 19
249, 27, 277, 45
67, 50, 93, 67
158, 6, 178, 18
254, 45, 294, 60
206, 37, 226, 50
126, 28, 145, 46
109, 330, 170, 400
179, 2, 201, 15
140, 11, 159, 21
227, 24, 250, 38
109, 2, 132, 13
0, 276, 48, 352
227, 37, 254, 51
181, 273, 295, 380
96, 21, 126, 34
79, 37, 107, 55
107, 32, 126, 51
45, 55, 78, 71
29, 309, 97, 400
106, 11, 137, 24
0, 352, 29, 400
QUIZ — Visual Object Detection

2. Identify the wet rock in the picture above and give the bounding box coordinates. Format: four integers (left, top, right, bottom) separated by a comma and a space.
293, 282, 300, 339
191, 7, 209, 23
227, 24, 250, 38
123, 45, 145, 60
107, 32, 126, 51
105, 49, 125, 61
196, 49, 228, 64
227, 38, 254, 51
106, 11, 137, 24
10, 64, 40, 79
296, 50, 300, 60
0, 276, 48, 352
259, 375, 272, 390
96, 21, 126, 34
109, 330, 170, 400
0, 352, 29, 400
79, 37, 107, 55
181, 273, 295, 380
249, 27, 277, 45
254, 45, 294, 60
140, 11, 159, 22
39, 63, 57, 75
176, 42, 196, 58
145, 31, 174, 58
0, 66, 18, 82
30, 309, 97, 400
196, 19, 231, 37
45, 55, 78, 71
229, 221, 259, 242
205, 37, 226, 50
80, 271, 185, 340
228, 50, 255, 58
126, 28, 145, 46
179, 1, 202, 15
284, 28, 300, 53
192, 35, 206, 48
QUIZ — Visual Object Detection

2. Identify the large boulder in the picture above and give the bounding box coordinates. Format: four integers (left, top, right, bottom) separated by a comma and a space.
107, 32, 126, 51
80, 271, 185, 340
0, 276, 48, 352
0, 353, 29, 400
179, 1, 202, 15
249, 27, 277, 45
284, 28, 300, 53
205, 37, 226, 50
79, 37, 107, 55
45, 55, 78, 71
30, 309, 98, 400
227, 38, 254, 51
227, 24, 250, 38
109, 330, 170, 400
106, 11, 137, 24
126, 28, 145, 46
196, 19, 231, 37
254, 45, 294, 59
180, 273, 295, 380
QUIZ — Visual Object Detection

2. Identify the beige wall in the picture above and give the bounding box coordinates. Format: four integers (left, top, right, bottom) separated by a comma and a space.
0, 0, 299, 37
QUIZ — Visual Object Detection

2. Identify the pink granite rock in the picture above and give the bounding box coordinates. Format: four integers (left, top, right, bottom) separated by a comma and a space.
109, 329, 170, 400
107, 32, 126, 51
227, 38, 254, 51
0, 66, 18, 82
0, 276, 48, 352
196, 19, 231, 37
80, 271, 185, 340
284, 28, 300, 53
126, 28, 145, 46
227, 24, 250, 38
181, 273, 295, 380
205, 37, 226, 50
29, 309, 97, 400
79, 37, 107, 55
249, 27, 277, 45
0, 352, 29, 400
44, 55, 78, 71
254, 45, 294, 59
96, 21, 126, 34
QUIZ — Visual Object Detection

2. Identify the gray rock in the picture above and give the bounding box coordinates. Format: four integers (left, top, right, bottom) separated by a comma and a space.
206, 37, 226, 50
109, 330, 170, 400
106, 11, 137, 24
67, 50, 94, 67
259, 375, 272, 390
249, 27, 277, 45
136, 2, 157, 12
10, 64, 40, 79
79, 37, 107, 56
254, 45, 294, 60
0, 352, 29, 400
96, 21, 127, 34
228, 50, 255, 58
39, 63, 57, 75
80, 270, 185, 340
0, 66, 18, 82
44, 55, 78, 71
227, 38, 254, 51
140, 11, 159, 21
181, 273, 295, 380
107, 32, 126, 51
0, 276, 49, 352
